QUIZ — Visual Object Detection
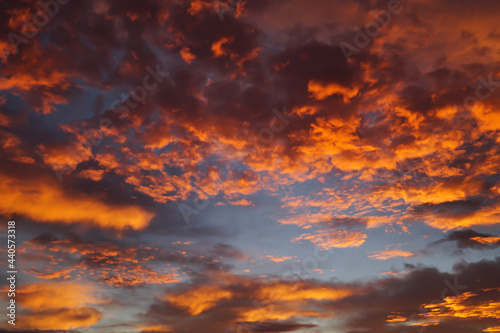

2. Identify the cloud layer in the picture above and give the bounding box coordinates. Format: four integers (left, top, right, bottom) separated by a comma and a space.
0, 0, 499, 331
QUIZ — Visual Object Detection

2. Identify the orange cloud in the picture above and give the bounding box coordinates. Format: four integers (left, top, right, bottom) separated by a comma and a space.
0, 171, 154, 230
38, 141, 93, 172
21, 238, 181, 287
166, 285, 233, 315
469, 103, 500, 133
368, 249, 414, 260
291, 105, 320, 117
28, 267, 75, 280
419, 289, 500, 330
265, 255, 293, 263
212, 37, 233, 57
471, 236, 500, 244
238, 281, 355, 322
239, 305, 321, 322
419, 201, 500, 230
256, 281, 354, 303
386, 313, 407, 323
180, 46, 196, 64
78, 169, 105, 181
308, 80, 359, 103
12, 282, 103, 330
292, 229, 367, 249
161, 273, 358, 324
188, 0, 213, 15
0, 67, 70, 114
228, 198, 254, 206
380, 271, 408, 277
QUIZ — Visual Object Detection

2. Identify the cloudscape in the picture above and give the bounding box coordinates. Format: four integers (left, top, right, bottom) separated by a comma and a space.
0, 0, 499, 332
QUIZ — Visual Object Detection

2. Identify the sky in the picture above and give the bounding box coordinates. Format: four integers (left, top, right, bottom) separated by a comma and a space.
0, 0, 500, 332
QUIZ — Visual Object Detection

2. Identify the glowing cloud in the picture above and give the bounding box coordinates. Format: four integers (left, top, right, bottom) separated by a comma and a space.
368, 249, 415, 260
0, 172, 155, 230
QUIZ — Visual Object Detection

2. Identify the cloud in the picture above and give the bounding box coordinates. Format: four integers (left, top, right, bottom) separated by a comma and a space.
265, 255, 293, 263
292, 229, 367, 249
6, 282, 103, 331
141, 273, 357, 332
166, 284, 233, 315
138, 258, 500, 332
432, 229, 500, 250
332, 257, 500, 333
235, 322, 318, 332
0, 171, 155, 230
421, 288, 500, 322
368, 249, 415, 260
21, 234, 182, 287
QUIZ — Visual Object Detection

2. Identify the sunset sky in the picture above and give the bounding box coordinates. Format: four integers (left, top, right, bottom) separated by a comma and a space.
1, 0, 500, 332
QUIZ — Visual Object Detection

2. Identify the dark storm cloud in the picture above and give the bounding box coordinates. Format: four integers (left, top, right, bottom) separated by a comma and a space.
431, 229, 500, 250
334, 257, 500, 333
411, 197, 486, 218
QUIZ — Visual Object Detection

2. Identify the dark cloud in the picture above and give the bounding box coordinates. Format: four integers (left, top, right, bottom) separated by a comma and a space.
236, 322, 318, 332
432, 229, 500, 250
334, 257, 500, 333
135, 258, 500, 332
